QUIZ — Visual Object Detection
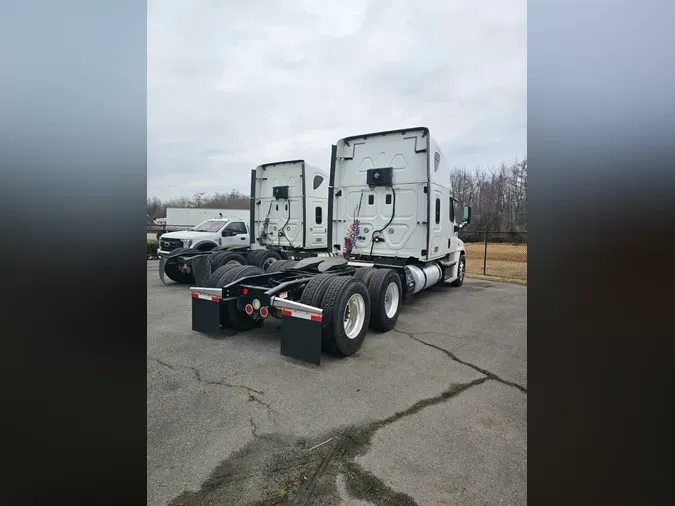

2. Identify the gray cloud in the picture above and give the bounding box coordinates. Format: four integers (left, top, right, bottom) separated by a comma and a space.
148, 0, 526, 199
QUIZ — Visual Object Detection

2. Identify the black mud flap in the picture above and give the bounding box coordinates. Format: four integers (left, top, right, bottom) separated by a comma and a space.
280, 313, 323, 366
191, 293, 221, 336
188, 255, 213, 286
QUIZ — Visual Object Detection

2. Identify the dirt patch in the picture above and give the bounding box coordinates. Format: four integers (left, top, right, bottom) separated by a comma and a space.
168, 379, 487, 506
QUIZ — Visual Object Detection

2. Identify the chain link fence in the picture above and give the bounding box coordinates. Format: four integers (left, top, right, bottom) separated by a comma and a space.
459, 230, 528, 282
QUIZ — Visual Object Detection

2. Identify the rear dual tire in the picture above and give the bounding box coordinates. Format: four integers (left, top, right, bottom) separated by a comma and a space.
352, 267, 402, 332
163, 247, 198, 284
210, 251, 247, 270
247, 249, 283, 270
367, 269, 402, 332
203, 264, 265, 330
164, 263, 194, 284
320, 277, 371, 356
301, 275, 370, 357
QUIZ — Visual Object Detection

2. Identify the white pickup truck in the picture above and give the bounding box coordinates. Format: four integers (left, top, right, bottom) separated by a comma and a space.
157, 218, 250, 255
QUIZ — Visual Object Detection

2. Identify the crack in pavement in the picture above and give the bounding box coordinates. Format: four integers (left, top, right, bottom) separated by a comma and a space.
364, 376, 489, 432
148, 357, 265, 396
392, 327, 527, 393
247, 416, 289, 448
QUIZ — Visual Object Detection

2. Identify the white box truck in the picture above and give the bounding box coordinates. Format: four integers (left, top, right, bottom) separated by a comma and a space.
165, 208, 250, 228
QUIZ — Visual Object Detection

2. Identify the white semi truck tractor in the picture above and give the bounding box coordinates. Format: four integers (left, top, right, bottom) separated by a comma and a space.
159, 159, 332, 284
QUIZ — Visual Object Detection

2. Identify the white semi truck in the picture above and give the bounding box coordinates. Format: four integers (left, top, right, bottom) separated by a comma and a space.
159, 159, 333, 284
250, 159, 329, 251
187, 127, 472, 365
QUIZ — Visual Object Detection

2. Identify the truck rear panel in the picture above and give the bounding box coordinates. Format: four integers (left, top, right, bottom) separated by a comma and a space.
331, 128, 432, 259
251, 160, 328, 250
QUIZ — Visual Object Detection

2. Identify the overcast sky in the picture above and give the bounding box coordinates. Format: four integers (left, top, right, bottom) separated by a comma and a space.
148, 0, 526, 200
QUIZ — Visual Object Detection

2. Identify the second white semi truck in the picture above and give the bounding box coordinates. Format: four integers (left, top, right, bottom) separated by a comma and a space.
159, 159, 333, 284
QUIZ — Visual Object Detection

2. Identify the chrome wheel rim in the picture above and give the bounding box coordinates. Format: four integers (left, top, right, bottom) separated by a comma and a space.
458, 259, 465, 280
263, 257, 277, 270
343, 293, 366, 339
384, 281, 399, 318
225, 260, 241, 266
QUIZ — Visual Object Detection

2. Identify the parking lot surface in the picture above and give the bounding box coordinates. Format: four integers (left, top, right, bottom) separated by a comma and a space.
147, 262, 527, 505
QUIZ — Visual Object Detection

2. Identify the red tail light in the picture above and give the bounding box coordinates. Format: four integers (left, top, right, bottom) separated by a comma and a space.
244, 304, 254, 315
259, 307, 269, 318
242, 288, 248, 295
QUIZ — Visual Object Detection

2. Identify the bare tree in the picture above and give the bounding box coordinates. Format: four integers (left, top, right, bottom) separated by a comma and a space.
193, 192, 206, 208
449, 157, 527, 233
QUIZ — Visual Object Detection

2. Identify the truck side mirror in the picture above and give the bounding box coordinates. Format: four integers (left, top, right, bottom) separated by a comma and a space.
457, 205, 472, 231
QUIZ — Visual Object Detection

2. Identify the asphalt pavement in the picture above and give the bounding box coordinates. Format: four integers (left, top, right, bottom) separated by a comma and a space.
147, 261, 527, 505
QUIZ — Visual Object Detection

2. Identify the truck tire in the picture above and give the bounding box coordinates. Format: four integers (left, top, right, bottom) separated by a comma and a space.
246, 250, 265, 264
204, 265, 239, 288
214, 265, 255, 328
211, 252, 247, 270
266, 259, 297, 273
163, 248, 200, 283
299, 273, 337, 308
367, 268, 402, 332
164, 263, 194, 284
353, 266, 377, 285
320, 276, 370, 356
450, 254, 465, 287
225, 266, 266, 330
255, 250, 282, 270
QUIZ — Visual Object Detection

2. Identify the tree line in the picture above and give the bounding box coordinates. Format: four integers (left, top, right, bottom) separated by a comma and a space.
147, 158, 527, 236
450, 158, 527, 240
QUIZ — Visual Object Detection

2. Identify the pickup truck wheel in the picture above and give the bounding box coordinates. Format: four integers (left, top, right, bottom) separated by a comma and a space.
353, 267, 377, 285
211, 252, 247, 270
226, 266, 266, 330
450, 254, 465, 287
256, 250, 282, 270
367, 268, 402, 332
320, 277, 370, 356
